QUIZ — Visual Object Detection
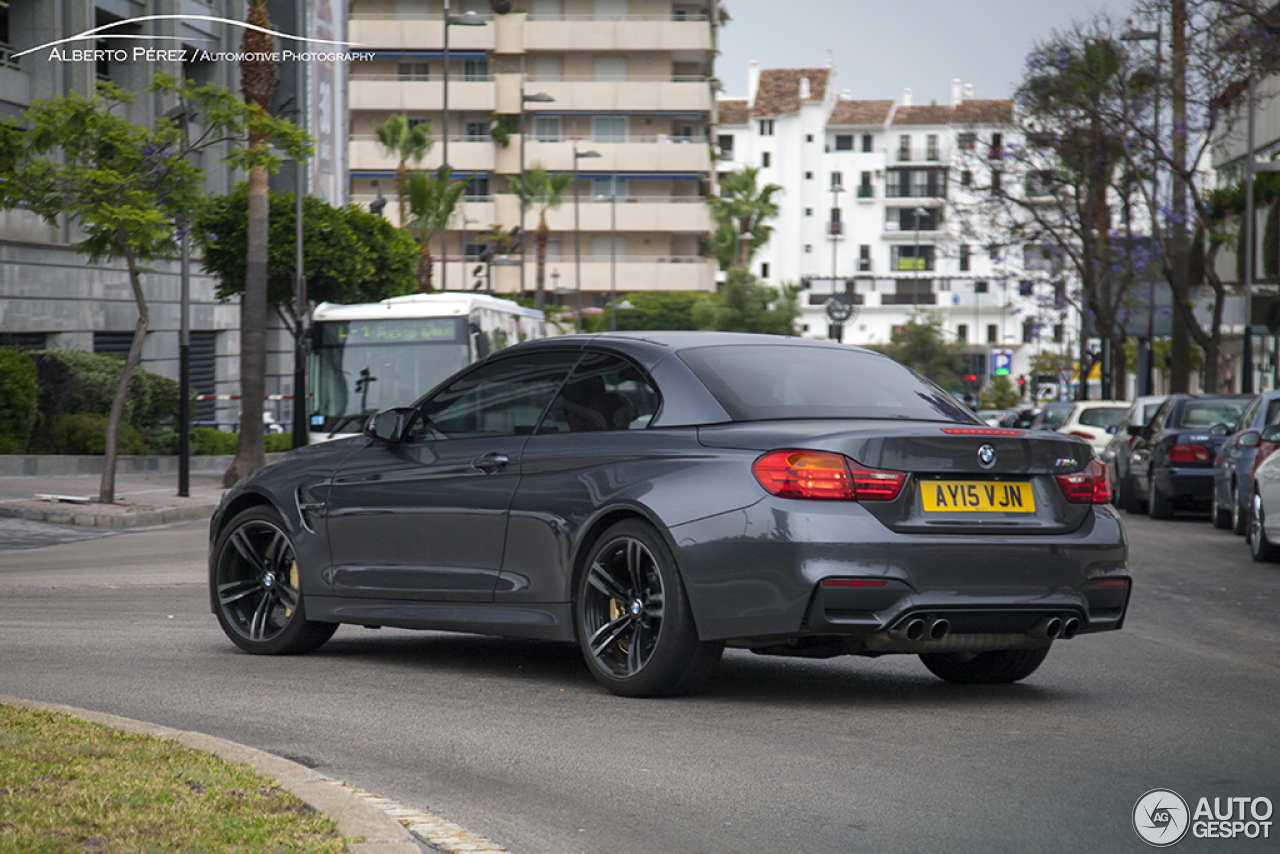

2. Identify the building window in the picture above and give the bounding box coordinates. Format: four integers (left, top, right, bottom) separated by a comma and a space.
831, 171, 843, 188
926, 134, 939, 161
534, 116, 562, 142
761, 262, 769, 278
806, 134, 814, 143
397, 61, 430, 80
464, 174, 490, 199
960, 244, 971, 272
835, 134, 853, 151
805, 208, 813, 216
958, 132, 976, 150
974, 280, 989, 294
987, 324, 998, 343
862, 134, 873, 152
957, 324, 968, 343
717, 134, 734, 158
592, 177, 626, 198
990, 169, 1002, 195
1053, 323, 1064, 343
898, 134, 911, 162
759, 119, 774, 136
961, 170, 972, 187
463, 57, 489, 81
805, 171, 813, 180
805, 244, 813, 253
762, 152, 771, 167
858, 245, 871, 271
887, 279, 935, 305
593, 116, 627, 142
464, 120, 488, 141
990, 132, 1004, 158
1019, 280, 1034, 297
829, 207, 842, 234
891, 245, 935, 272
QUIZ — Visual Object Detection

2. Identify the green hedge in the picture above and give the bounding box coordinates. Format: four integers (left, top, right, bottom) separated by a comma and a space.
0, 350, 40, 453
46, 413, 150, 456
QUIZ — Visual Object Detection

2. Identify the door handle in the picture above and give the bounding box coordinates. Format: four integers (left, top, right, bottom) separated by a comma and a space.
471, 453, 510, 473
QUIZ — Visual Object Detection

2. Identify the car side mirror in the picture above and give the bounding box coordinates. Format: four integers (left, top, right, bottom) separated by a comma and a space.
1261, 425, 1280, 443
1239, 430, 1262, 448
364, 407, 418, 444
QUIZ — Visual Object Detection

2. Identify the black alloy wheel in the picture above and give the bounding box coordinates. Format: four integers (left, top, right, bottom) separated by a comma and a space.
212, 506, 337, 655
576, 520, 722, 697
919, 646, 1051, 684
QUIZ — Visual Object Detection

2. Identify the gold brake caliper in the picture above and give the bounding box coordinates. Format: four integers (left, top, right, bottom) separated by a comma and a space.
286, 560, 299, 618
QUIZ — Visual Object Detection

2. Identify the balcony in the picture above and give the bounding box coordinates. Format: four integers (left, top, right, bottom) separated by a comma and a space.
349, 135, 498, 174
527, 75, 712, 113
349, 75, 496, 113
523, 14, 714, 53
542, 197, 713, 233
496, 135, 712, 175
827, 221, 844, 238
348, 14, 495, 51
474, 256, 716, 295
856, 184, 874, 200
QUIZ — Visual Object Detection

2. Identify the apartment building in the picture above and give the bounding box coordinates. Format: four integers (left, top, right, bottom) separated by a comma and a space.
717, 62, 1074, 385
346, 0, 718, 302
0, 0, 335, 425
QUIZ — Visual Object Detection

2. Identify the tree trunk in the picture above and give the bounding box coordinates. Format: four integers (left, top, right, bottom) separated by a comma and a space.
100, 232, 149, 504
224, 163, 270, 487
416, 243, 434, 293
1168, 0, 1192, 392
534, 214, 548, 310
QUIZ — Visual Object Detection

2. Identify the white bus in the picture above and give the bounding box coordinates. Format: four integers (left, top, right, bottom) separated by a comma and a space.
308, 293, 546, 441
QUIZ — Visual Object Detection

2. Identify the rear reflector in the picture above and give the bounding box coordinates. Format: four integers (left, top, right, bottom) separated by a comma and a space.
752, 450, 906, 501
941, 427, 1022, 436
821, 579, 889, 588
1167, 443, 1211, 463
1055, 459, 1111, 504
1093, 579, 1128, 588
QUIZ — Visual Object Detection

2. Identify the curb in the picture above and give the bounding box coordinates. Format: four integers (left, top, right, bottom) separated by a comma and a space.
0, 696, 421, 854
0, 501, 220, 529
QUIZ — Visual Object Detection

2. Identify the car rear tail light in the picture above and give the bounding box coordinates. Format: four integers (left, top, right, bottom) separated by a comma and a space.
941, 427, 1022, 436
752, 451, 905, 501
1167, 443, 1211, 463
1055, 459, 1111, 504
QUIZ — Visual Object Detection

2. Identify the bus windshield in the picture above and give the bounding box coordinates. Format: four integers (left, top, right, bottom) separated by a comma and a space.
310, 317, 470, 435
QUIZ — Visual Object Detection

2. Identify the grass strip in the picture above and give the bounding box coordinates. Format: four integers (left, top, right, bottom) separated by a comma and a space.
0, 702, 347, 854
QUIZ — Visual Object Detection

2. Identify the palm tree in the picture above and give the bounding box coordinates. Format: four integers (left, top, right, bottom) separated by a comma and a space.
708, 166, 783, 270
374, 114, 432, 226
406, 169, 468, 292
509, 165, 572, 309
225, 0, 276, 488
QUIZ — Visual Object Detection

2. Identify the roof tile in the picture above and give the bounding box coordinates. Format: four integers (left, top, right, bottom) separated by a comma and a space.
751, 67, 830, 117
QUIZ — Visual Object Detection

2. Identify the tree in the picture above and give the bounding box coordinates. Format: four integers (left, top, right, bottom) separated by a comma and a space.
707, 166, 782, 270
581, 291, 704, 332
979, 376, 1023, 409
691, 268, 798, 335
227, 0, 280, 488
0, 74, 306, 503
869, 312, 967, 388
374, 113, 432, 226
405, 169, 468, 292
509, 165, 572, 309
192, 184, 418, 329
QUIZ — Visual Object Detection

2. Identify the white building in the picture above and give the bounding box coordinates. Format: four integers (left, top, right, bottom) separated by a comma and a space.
717, 62, 1075, 390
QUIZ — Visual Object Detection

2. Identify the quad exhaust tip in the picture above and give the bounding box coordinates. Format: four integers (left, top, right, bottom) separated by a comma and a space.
1029, 615, 1081, 640
889, 616, 950, 642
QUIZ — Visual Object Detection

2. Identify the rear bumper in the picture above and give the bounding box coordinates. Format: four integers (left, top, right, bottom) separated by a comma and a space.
1157, 466, 1215, 500
673, 499, 1130, 643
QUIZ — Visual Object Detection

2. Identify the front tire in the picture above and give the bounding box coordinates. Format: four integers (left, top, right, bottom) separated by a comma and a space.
1249, 490, 1280, 563
919, 646, 1051, 684
575, 520, 722, 697
212, 506, 337, 655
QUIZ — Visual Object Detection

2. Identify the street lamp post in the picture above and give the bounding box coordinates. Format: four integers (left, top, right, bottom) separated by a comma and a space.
913, 206, 928, 311
1122, 23, 1162, 396
163, 100, 193, 496
830, 180, 843, 292
519, 73, 554, 300
573, 140, 601, 333
609, 173, 618, 331
441, 1, 484, 293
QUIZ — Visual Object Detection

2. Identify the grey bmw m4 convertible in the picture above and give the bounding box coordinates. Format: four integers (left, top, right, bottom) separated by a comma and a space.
209, 332, 1130, 696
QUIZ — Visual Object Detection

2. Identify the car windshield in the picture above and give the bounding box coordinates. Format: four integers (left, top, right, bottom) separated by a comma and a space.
1036, 404, 1073, 431
677, 345, 978, 423
1079, 407, 1129, 429
1174, 401, 1247, 431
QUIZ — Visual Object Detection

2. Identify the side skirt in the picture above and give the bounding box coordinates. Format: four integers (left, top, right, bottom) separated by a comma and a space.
306, 596, 577, 643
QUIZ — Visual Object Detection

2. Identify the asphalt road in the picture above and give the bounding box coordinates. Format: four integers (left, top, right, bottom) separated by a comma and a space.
1, 511, 1277, 853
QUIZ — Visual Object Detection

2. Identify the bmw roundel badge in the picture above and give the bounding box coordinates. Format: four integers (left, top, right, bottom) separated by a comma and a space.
977, 443, 997, 469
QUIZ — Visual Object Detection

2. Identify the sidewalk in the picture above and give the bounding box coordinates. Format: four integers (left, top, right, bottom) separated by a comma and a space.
0, 456, 233, 529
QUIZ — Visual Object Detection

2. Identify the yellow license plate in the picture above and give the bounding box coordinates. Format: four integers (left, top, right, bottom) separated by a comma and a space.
921, 480, 1036, 513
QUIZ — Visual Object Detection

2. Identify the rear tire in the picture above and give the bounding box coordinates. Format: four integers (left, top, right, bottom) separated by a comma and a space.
1232, 482, 1248, 536
1124, 474, 1148, 515
1248, 490, 1280, 563
919, 646, 1051, 685
1148, 476, 1174, 520
575, 520, 723, 697
1213, 496, 1232, 529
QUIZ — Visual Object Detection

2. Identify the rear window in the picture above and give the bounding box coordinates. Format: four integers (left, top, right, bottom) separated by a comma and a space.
676, 344, 978, 423
1037, 404, 1073, 431
1174, 401, 1247, 431
1079, 406, 1129, 429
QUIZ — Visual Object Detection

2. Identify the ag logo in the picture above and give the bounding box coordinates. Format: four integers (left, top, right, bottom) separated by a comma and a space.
977, 443, 997, 469
1133, 788, 1190, 846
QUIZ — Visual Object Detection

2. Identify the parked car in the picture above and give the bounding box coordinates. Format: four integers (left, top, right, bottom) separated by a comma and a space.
1102, 394, 1169, 512
1051, 401, 1131, 455
1246, 424, 1280, 561
1212, 391, 1280, 533
977, 408, 1018, 427
1127, 394, 1252, 519
208, 333, 1130, 696
1029, 401, 1076, 431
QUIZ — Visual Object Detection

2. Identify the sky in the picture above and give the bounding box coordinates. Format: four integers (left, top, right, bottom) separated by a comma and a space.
716, 0, 1138, 105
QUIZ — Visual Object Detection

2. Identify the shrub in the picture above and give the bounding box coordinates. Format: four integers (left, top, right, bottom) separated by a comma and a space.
264, 433, 293, 453
0, 350, 40, 453
47, 413, 149, 456
191, 427, 239, 456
